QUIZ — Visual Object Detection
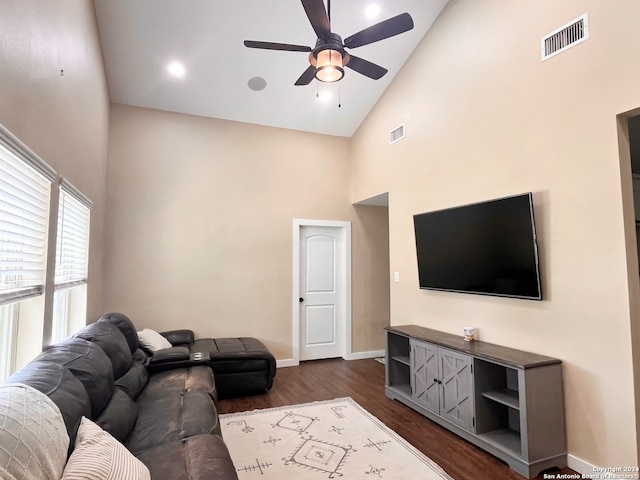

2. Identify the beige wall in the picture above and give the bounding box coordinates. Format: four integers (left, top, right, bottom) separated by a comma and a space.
0, 1, 109, 334
351, 205, 390, 352
104, 104, 389, 360
351, 0, 640, 468
6, 0, 639, 470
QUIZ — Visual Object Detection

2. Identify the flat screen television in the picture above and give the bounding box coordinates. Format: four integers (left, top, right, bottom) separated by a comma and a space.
413, 193, 542, 300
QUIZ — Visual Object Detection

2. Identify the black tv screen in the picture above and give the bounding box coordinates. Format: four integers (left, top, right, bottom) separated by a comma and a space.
413, 193, 542, 300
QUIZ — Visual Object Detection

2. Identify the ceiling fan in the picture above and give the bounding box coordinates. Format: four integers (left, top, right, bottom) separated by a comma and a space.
243, 0, 414, 85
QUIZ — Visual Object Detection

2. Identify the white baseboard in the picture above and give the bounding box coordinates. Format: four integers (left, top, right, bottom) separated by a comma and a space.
277, 351, 384, 367
276, 358, 298, 368
567, 453, 596, 476
345, 350, 385, 360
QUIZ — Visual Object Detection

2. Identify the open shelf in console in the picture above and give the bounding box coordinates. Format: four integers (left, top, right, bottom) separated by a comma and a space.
482, 388, 519, 410
386, 331, 411, 396
474, 358, 522, 455
478, 428, 522, 457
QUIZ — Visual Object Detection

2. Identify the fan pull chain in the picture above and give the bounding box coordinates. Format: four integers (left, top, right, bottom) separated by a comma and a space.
338, 81, 341, 108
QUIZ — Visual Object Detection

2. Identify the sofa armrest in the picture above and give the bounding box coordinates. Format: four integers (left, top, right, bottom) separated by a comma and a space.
161, 329, 194, 346
150, 346, 190, 364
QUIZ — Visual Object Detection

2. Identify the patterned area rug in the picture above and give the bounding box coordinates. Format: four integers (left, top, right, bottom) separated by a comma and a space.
220, 397, 453, 480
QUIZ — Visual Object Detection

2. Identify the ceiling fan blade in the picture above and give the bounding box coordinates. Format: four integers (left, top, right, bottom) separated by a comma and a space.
345, 55, 388, 80
301, 0, 331, 38
295, 65, 317, 86
244, 40, 311, 52
344, 13, 414, 49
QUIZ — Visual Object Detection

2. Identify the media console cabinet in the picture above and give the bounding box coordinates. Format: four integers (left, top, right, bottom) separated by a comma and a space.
385, 325, 566, 478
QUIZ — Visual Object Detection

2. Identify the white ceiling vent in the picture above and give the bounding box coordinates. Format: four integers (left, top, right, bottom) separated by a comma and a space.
541, 13, 589, 61
389, 123, 405, 145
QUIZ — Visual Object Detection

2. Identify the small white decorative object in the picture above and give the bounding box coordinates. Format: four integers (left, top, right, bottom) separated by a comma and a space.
463, 327, 475, 342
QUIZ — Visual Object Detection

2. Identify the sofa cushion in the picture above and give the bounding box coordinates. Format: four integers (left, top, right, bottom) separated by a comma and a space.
136, 434, 237, 480
160, 329, 194, 346
74, 321, 132, 379
126, 391, 219, 454
0, 384, 70, 480
132, 347, 150, 365
115, 362, 149, 400
137, 328, 172, 352
98, 312, 139, 354
62, 417, 150, 480
6, 361, 90, 446
136, 366, 215, 402
35, 337, 114, 417
95, 388, 138, 443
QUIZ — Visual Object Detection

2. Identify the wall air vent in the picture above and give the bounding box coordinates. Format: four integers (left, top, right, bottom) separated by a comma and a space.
389, 123, 405, 145
541, 13, 589, 61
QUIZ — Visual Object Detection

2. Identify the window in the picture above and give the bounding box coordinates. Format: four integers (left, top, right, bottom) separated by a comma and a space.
0, 125, 55, 381
51, 180, 91, 343
0, 303, 18, 381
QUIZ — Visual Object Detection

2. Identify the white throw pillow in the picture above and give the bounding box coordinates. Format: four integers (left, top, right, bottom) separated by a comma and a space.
61, 417, 150, 480
137, 328, 172, 352
0, 383, 69, 480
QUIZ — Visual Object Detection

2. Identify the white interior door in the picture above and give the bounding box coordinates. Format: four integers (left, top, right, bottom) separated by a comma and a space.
299, 226, 345, 361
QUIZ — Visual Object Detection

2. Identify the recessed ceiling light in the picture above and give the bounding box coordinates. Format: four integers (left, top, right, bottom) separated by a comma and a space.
365, 4, 380, 19
167, 61, 186, 78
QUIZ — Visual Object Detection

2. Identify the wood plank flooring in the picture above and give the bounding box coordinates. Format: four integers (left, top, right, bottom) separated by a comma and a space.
217, 358, 577, 480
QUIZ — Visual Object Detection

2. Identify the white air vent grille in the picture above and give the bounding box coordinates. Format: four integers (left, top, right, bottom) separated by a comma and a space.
389, 124, 405, 145
541, 13, 589, 61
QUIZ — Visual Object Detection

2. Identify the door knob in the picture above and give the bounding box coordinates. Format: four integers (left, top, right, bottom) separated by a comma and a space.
299, 297, 304, 303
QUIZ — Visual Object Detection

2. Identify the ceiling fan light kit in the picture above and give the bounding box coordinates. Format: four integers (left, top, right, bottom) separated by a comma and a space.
243, 0, 414, 86
309, 33, 350, 83
314, 48, 344, 82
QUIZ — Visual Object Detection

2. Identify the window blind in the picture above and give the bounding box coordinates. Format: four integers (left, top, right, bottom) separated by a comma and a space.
54, 180, 91, 288
0, 144, 52, 304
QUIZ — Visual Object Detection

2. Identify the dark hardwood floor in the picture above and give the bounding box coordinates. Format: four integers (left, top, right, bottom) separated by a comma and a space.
217, 358, 576, 480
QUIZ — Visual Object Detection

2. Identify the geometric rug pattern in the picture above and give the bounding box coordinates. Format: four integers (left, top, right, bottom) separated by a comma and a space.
220, 397, 454, 480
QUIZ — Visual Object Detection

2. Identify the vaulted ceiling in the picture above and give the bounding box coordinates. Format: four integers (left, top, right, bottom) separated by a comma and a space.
93, 0, 448, 137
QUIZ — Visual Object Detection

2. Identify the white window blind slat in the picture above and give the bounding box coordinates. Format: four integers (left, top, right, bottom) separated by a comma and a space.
0, 143, 52, 299
0, 210, 48, 232
0, 181, 49, 214
0, 204, 48, 229
0, 160, 50, 187
0, 126, 56, 183
54, 183, 90, 286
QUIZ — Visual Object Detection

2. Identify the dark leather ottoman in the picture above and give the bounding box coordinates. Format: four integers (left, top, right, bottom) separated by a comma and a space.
190, 337, 276, 398
147, 331, 276, 399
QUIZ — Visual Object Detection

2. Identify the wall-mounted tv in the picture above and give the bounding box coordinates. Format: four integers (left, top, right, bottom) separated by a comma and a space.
413, 193, 542, 300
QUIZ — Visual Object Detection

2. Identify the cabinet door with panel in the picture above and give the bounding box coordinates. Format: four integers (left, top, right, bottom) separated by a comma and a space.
411, 339, 475, 432
439, 348, 474, 431
411, 339, 439, 413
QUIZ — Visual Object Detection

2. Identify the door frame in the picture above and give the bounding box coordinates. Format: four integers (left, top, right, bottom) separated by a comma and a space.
291, 219, 352, 366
